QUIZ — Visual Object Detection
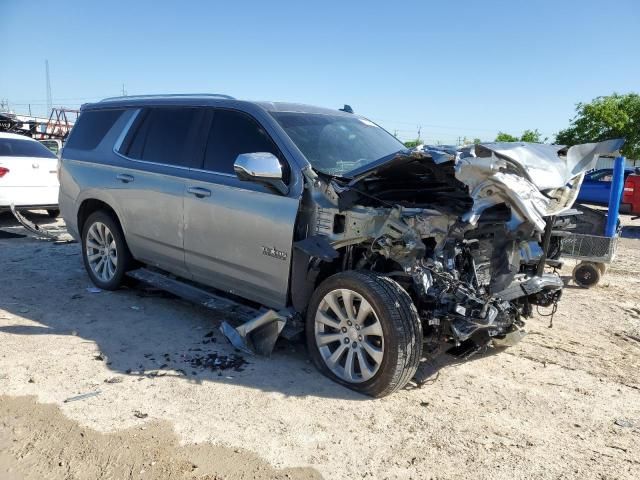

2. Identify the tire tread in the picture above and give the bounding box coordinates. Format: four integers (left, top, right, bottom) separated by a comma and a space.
306, 270, 423, 397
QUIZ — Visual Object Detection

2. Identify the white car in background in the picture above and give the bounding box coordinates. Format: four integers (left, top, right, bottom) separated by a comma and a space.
0, 132, 60, 217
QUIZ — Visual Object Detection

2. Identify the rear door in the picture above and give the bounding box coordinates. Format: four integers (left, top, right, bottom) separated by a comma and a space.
183, 109, 300, 309
113, 107, 206, 277
0, 136, 59, 206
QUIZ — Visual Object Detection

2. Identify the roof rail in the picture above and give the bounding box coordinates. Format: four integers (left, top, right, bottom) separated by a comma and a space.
100, 93, 235, 102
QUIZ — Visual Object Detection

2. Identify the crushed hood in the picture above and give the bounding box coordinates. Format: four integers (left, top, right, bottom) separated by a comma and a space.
340, 139, 624, 234
454, 139, 624, 231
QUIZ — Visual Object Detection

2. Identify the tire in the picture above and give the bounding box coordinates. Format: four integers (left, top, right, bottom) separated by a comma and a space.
46, 209, 60, 218
306, 270, 423, 397
572, 261, 601, 288
81, 210, 133, 290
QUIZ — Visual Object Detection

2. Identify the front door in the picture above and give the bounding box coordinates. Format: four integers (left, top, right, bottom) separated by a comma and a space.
183, 109, 299, 309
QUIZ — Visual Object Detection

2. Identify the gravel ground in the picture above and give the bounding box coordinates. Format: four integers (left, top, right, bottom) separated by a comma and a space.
0, 211, 639, 479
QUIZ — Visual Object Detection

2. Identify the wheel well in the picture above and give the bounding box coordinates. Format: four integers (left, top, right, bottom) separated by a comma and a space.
290, 244, 405, 313
77, 199, 120, 234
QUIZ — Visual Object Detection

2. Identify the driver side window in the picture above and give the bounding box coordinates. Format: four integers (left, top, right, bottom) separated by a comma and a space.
203, 109, 289, 182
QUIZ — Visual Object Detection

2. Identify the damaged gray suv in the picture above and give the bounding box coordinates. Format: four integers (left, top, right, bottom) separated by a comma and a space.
59, 94, 622, 397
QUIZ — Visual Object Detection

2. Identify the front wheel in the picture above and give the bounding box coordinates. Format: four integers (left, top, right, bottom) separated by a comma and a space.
306, 270, 423, 397
81, 210, 133, 290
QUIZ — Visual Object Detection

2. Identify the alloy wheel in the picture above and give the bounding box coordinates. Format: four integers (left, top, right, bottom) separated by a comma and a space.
314, 288, 384, 383
85, 221, 118, 282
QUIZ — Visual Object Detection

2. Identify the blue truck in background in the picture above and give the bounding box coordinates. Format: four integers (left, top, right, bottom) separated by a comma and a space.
577, 168, 635, 205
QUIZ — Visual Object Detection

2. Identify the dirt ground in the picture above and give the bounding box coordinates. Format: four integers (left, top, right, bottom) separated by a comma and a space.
0, 211, 639, 480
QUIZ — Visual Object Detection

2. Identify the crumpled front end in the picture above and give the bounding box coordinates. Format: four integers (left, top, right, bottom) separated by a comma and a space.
298, 139, 623, 350
455, 139, 625, 232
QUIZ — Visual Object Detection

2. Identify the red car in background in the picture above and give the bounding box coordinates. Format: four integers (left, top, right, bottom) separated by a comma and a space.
623, 172, 640, 216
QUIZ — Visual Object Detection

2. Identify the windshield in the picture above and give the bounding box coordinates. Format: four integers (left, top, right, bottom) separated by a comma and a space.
0, 138, 57, 159
271, 112, 405, 176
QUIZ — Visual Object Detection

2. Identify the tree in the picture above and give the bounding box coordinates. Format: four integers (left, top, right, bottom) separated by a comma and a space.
556, 93, 640, 159
495, 131, 519, 142
404, 139, 422, 148
495, 129, 544, 143
460, 137, 482, 145
520, 129, 542, 143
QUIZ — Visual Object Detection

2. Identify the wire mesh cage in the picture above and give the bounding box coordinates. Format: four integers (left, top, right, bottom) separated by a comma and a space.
559, 233, 618, 262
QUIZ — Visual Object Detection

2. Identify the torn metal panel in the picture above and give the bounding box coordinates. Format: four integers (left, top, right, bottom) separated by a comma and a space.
220, 309, 288, 356
10, 204, 63, 241
472, 139, 624, 190
294, 235, 339, 262
455, 139, 625, 232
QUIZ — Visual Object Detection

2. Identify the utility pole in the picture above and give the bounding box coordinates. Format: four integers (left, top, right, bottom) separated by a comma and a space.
121, 84, 127, 96
45, 60, 52, 115
417, 125, 422, 142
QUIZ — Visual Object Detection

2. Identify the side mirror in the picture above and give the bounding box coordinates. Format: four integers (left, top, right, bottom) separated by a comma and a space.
234, 152, 288, 195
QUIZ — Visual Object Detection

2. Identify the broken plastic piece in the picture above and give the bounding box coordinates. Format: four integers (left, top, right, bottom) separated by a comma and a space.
9, 204, 62, 240
294, 236, 339, 262
63, 390, 102, 403
220, 310, 288, 356
492, 327, 527, 348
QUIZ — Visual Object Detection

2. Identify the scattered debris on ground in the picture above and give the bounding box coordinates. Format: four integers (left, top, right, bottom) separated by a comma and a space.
63, 391, 102, 403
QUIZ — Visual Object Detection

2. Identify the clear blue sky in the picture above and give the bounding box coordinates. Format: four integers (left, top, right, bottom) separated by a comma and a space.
1, 0, 638, 143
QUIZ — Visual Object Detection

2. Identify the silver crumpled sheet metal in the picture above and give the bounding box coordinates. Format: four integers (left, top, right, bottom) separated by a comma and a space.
453, 139, 624, 232
220, 309, 287, 356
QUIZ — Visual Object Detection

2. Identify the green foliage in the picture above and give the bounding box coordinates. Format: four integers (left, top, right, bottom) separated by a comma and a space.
556, 93, 640, 159
495, 129, 544, 143
473, 138, 481, 144
520, 129, 542, 143
404, 139, 422, 148
495, 131, 519, 142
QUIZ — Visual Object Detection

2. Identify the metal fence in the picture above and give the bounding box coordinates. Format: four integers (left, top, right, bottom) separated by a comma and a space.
559, 233, 618, 262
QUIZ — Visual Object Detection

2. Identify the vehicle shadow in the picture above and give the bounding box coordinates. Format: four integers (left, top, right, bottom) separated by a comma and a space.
0, 222, 512, 400
0, 210, 64, 237
412, 342, 505, 387
0, 234, 368, 400
621, 224, 640, 239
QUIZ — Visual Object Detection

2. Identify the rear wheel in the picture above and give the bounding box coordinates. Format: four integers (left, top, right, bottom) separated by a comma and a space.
81, 210, 133, 290
306, 270, 422, 397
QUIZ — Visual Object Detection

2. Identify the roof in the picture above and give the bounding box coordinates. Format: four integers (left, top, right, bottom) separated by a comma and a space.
87, 94, 353, 117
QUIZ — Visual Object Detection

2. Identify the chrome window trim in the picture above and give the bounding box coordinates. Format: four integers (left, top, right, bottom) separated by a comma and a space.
113, 108, 141, 153
189, 168, 236, 178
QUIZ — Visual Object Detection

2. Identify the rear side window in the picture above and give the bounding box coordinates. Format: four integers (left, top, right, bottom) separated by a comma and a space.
0, 138, 57, 158
66, 109, 124, 150
203, 110, 282, 175
123, 108, 199, 167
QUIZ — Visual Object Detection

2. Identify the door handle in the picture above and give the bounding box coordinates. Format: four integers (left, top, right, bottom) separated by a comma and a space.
32, 163, 40, 169
116, 173, 134, 183
187, 186, 212, 198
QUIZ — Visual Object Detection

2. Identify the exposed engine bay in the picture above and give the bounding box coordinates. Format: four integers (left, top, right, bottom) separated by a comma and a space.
295, 139, 624, 352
